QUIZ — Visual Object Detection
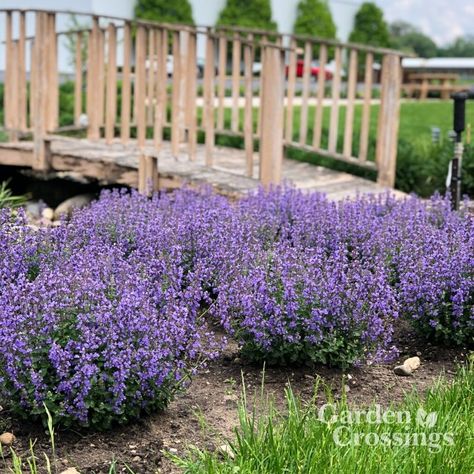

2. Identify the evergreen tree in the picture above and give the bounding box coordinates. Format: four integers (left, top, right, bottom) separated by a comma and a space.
349, 2, 390, 47
293, 0, 337, 40
216, 0, 277, 31
134, 0, 194, 25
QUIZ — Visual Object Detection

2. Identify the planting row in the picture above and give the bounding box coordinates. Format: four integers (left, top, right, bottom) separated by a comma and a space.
0, 187, 472, 427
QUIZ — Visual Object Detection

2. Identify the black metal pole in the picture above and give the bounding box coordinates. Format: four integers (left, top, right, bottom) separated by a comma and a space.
450, 92, 467, 211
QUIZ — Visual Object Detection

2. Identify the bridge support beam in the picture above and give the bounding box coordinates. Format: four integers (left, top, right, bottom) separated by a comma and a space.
138, 155, 159, 196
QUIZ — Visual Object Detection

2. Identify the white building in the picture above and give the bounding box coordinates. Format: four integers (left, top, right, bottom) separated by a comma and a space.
0, 0, 362, 73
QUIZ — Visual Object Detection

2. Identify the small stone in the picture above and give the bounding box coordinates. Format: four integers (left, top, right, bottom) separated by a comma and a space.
343, 384, 351, 393
132, 456, 141, 462
0, 433, 15, 446
232, 357, 241, 365
42, 207, 54, 221
169, 448, 178, 454
59, 469, 80, 474
416, 351, 422, 357
218, 444, 235, 459
128, 444, 137, 450
224, 394, 238, 407
404, 356, 421, 372
54, 194, 94, 219
304, 374, 315, 380
394, 365, 412, 376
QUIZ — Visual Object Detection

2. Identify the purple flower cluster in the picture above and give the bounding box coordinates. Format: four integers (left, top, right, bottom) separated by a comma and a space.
0, 187, 472, 426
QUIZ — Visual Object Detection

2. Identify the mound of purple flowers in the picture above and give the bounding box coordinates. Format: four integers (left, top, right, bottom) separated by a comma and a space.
0, 187, 472, 427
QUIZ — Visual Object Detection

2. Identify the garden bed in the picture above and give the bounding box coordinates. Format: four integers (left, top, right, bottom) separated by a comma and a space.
0, 186, 472, 473
1, 327, 468, 473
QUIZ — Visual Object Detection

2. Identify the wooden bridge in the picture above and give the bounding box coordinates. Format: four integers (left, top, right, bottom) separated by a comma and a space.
0, 9, 404, 198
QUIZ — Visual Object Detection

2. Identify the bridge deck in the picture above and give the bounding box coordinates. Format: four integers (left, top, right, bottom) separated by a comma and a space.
0, 137, 403, 199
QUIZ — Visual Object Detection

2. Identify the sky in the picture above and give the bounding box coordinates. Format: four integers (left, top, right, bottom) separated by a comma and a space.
374, 0, 474, 46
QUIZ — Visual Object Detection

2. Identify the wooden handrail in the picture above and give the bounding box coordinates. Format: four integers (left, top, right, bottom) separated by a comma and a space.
0, 7, 404, 191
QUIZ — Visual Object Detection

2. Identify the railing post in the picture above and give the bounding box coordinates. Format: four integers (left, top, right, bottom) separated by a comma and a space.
105, 23, 117, 143
376, 54, 402, 188
18, 12, 27, 132
74, 31, 83, 125
46, 13, 58, 132
203, 30, 215, 167
87, 17, 101, 140
120, 22, 132, 144
259, 44, 284, 187
32, 12, 51, 170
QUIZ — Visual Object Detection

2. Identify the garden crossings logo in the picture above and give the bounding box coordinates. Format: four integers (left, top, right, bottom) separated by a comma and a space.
318, 404, 454, 453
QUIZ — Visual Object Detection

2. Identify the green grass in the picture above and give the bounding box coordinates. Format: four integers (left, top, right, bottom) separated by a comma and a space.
174, 358, 474, 473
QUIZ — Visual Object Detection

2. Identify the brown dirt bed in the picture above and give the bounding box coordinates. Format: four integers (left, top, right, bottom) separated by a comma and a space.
0, 327, 469, 474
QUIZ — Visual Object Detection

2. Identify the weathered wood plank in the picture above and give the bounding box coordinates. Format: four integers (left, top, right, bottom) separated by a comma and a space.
186, 32, 198, 160
285, 38, 297, 143
105, 23, 117, 143
154, 28, 167, 150
18, 12, 27, 131
343, 49, 358, 157
171, 31, 181, 156
244, 40, 254, 177
328, 46, 342, 153
231, 33, 241, 133
120, 22, 131, 143
74, 32, 83, 125
312, 44, 327, 149
87, 17, 100, 140
204, 33, 215, 166
299, 41, 312, 145
217, 35, 227, 130
359, 52, 373, 162
259, 46, 284, 186
135, 25, 147, 148
376, 54, 401, 188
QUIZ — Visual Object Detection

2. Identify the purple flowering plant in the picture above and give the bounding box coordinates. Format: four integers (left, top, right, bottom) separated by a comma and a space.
0, 187, 472, 427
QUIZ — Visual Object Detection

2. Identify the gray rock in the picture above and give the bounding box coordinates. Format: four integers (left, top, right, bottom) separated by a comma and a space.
394, 365, 413, 376
25, 201, 45, 219
54, 194, 94, 219
218, 444, 235, 459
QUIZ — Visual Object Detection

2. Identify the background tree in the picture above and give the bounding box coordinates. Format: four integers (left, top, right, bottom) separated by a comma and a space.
389, 21, 437, 57
134, 0, 194, 25
216, 0, 277, 31
293, 0, 337, 40
438, 35, 474, 57
349, 2, 390, 48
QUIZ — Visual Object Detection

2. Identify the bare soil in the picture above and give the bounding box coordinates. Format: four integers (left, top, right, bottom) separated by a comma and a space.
0, 327, 469, 474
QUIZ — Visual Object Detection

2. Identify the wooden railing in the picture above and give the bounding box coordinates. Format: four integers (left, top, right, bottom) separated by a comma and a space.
1, 9, 404, 190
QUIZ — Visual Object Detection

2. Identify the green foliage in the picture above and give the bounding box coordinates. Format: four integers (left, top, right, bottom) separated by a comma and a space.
0, 181, 27, 209
293, 0, 336, 40
395, 140, 474, 199
390, 21, 438, 57
175, 359, 474, 473
349, 2, 390, 48
134, 0, 194, 25
438, 35, 474, 57
216, 0, 277, 31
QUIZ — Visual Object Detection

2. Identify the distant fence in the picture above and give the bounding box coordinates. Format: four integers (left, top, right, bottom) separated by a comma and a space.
1, 9, 404, 189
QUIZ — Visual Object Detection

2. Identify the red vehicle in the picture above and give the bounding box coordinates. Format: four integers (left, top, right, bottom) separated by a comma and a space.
285, 59, 333, 80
